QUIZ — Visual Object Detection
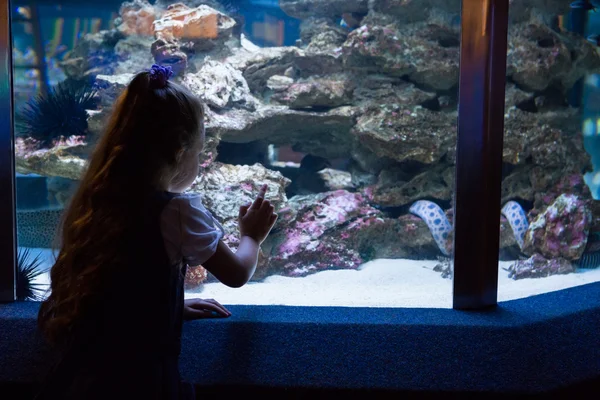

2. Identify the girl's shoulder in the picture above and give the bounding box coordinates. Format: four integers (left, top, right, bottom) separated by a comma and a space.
162, 192, 220, 229
164, 192, 208, 211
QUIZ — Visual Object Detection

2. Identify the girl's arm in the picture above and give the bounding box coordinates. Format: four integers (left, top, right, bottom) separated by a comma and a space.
202, 237, 260, 288
202, 185, 277, 288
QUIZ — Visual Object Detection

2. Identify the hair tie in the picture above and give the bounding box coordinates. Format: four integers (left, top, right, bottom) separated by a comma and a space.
149, 64, 173, 88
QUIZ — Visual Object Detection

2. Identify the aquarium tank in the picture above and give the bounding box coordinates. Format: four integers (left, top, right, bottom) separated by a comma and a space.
11, 0, 600, 307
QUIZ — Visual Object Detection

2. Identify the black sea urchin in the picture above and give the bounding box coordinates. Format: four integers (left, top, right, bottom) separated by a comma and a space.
16, 248, 49, 301
15, 80, 98, 147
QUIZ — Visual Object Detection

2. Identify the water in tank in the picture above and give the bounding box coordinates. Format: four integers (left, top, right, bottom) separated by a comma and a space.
11, 0, 600, 306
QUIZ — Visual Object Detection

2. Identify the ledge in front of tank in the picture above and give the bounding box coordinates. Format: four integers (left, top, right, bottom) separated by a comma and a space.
0, 282, 599, 395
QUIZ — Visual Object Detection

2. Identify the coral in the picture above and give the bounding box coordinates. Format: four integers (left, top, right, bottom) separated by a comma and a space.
181, 60, 253, 109
260, 190, 382, 278
15, 80, 97, 147
117, 0, 161, 36
507, 254, 575, 280
188, 162, 291, 223
153, 3, 236, 45
523, 194, 592, 260
184, 265, 208, 290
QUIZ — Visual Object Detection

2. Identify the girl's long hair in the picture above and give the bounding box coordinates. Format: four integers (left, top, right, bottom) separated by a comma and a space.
38, 71, 204, 345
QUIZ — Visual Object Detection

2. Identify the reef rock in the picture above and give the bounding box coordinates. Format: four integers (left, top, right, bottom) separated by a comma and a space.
14, 136, 88, 180
270, 76, 354, 109
153, 3, 236, 51
266, 75, 295, 92
279, 0, 368, 19
60, 30, 124, 80
299, 17, 348, 52
352, 77, 438, 107
508, 0, 572, 23
259, 190, 379, 278
207, 105, 357, 159
113, 35, 156, 75
228, 46, 302, 93
94, 73, 135, 107
182, 60, 254, 109
504, 83, 534, 110
370, 164, 454, 208
317, 168, 354, 191
507, 22, 600, 92
501, 166, 593, 212
117, 0, 161, 36
342, 24, 459, 90
531, 171, 594, 212
353, 103, 457, 164
507, 254, 575, 280
188, 162, 290, 223
502, 108, 587, 168
523, 194, 592, 260
150, 39, 188, 76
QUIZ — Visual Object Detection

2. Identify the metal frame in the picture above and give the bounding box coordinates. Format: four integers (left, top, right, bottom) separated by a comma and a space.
453, 0, 510, 309
0, 0, 16, 303
0, 0, 512, 308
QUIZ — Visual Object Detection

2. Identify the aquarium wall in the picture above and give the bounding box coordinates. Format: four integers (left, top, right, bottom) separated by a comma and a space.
5, 0, 600, 307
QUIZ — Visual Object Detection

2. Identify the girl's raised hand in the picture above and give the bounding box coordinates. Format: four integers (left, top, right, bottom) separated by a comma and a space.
238, 184, 278, 244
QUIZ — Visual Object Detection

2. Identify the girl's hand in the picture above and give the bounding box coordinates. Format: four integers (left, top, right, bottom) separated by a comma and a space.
183, 298, 231, 320
238, 184, 278, 245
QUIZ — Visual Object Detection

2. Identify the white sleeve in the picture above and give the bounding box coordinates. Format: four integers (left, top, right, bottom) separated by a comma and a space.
160, 194, 225, 266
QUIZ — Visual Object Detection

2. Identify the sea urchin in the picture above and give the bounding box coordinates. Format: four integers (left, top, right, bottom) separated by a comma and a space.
15, 80, 98, 147
16, 248, 49, 301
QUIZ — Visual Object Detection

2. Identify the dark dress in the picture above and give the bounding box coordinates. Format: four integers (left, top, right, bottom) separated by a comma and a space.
35, 191, 195, 400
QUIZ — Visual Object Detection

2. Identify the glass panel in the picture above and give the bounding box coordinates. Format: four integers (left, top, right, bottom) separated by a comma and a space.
13, 0, 461, 307
498, 2, 600, 302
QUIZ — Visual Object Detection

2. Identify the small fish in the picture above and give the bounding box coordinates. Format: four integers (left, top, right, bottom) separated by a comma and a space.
339, 12, 365, 31
570, 0, 598, 11
587, 33, 600, 45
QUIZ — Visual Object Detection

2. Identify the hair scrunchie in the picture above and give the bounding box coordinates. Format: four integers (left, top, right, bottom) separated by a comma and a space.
149, 64, 174, 88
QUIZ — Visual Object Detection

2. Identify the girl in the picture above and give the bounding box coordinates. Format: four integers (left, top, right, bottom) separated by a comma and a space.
35, 65, 278, 400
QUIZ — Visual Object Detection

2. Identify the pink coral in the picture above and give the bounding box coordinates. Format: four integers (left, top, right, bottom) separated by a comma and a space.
523, 194, 592, 260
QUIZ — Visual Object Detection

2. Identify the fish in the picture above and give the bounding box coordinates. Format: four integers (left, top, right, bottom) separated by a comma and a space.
587, 33, 600, 45
570, 0, 598, 11
409, 200, 452, 256
339, 12, 365, 31
500, 201, 529, 250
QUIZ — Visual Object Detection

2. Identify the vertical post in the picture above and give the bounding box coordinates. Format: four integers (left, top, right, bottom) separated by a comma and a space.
29, 5, 49, 97
0, 0, 15, 302
453, 0, 509, 309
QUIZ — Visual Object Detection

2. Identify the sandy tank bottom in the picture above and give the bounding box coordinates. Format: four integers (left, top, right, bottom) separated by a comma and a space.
25, 247, 600, 308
